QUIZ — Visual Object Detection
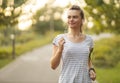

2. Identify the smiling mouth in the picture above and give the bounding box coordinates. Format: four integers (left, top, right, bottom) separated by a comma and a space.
69, 23, 75, 25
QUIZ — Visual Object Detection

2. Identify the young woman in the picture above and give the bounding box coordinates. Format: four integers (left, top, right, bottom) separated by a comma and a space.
50, 5, 96, 83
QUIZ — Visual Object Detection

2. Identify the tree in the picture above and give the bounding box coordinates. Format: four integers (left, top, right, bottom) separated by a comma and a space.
0, 0, 27, 45
0, 0, 26, 26
84, 0, 120, 34
32, 2, 65, 34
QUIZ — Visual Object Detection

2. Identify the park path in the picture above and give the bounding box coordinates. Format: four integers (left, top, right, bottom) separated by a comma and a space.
0, 44, 60, 83
0, 33, 112, 83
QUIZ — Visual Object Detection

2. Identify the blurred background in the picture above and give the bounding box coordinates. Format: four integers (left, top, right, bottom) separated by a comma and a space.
0, 0, 120, 83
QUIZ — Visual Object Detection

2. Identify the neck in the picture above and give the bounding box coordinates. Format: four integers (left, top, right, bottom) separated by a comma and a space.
68, 28, 82, 37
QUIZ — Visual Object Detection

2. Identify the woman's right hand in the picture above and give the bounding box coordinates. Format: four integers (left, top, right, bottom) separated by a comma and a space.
58, 37, 65, 52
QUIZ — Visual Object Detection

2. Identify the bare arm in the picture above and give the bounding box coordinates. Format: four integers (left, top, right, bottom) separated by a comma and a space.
50, 38, 65, 70
88, 48, 96, 81
88, 48, 94, 68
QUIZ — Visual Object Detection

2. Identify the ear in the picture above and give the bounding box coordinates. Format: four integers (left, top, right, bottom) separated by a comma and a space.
80, 20, 84, 27
82, 19, 84, 23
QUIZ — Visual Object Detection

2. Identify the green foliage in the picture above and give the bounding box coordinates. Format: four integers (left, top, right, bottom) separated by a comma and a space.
32, 19, 64, 34
0, 0, 26, 24
14, 0, 27, 7
0, 47, 12, 59
32, 5, 65, 34
93, 35, 120, 67
0, 0, 27, 47
0, 34, 51, 59
0, 59, 13, 68
0, 35, 11, 46
96, 63, 120, 83
1, 0, 26, 8
0, 31, 36, 46
15, 35, 51, 56
84, 0, 120, 34
54, 19, 65, 31
85, 0, 104, 6
32, 21, 50, 34
16, 32, 37, 43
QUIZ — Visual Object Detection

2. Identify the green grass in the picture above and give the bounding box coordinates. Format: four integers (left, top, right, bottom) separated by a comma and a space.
96, 63, 120, 83
15, 35, 52, 56
0, 59, 13, 68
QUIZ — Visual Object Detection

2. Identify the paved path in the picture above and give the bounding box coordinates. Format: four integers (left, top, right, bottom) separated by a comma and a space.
0, 44, 60, 83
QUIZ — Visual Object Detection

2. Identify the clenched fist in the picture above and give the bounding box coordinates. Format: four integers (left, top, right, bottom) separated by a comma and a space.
89, 69, 96, 81
58, 37, 65, 52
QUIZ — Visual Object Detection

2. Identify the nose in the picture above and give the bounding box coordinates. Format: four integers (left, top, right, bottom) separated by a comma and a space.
69, 17, 73, 21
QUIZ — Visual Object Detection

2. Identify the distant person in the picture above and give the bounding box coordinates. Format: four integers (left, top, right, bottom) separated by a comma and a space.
50, 5, 96, 83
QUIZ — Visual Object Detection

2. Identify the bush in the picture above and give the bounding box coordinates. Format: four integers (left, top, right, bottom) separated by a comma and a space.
16, 32, 37, 43
93, 35, 120, 68
0, 47, 12, 59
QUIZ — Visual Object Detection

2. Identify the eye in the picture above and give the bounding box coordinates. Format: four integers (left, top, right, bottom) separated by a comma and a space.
73, 16, 78, 18
67, 16, 71, 19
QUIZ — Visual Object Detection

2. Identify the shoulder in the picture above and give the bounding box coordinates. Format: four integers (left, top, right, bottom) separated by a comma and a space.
86, 34, 93, 40
86, 34, 94, 48
53, 33, 64, 42
54, 33, 65, 39
52, 33, 65, 46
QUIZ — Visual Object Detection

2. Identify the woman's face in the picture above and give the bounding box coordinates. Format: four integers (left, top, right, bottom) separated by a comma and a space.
67, 10, 82, 29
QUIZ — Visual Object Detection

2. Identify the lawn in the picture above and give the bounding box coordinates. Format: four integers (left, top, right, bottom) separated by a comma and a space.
96, 63, 120, 83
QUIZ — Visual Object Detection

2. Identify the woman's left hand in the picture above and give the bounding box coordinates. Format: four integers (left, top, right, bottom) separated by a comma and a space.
89, 69, 96, 81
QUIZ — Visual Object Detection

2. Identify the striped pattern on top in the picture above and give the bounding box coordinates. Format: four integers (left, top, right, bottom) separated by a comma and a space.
53, 34, 94, 83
